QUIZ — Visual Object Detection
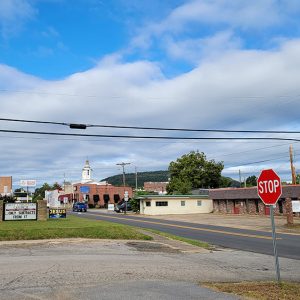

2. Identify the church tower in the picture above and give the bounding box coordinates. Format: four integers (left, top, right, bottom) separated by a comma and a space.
81, 159, 92, 183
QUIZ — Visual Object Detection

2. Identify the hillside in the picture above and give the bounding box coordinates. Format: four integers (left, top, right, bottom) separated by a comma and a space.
101, 171, 239, 189
101, 170, 169, 188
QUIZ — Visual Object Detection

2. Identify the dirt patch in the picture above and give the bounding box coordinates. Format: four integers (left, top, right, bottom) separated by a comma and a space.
126, 241, 180, 253
203, 281, 300, 300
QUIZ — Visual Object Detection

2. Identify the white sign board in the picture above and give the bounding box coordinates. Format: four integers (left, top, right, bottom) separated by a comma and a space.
108, 204, 115, 211
20, 180, 37, 187
45, 190, 60, 208
292, 201, 300, 213
4, 203, 37, 220
124, 191, 129, 202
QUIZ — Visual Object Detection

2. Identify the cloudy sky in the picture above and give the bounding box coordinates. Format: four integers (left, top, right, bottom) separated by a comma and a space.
1, 0, 300, 188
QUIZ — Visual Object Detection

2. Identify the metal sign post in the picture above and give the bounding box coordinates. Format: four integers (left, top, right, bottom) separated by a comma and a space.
124, 191, 129, 215
270, 205, 281, 282
257, 169, 282, 283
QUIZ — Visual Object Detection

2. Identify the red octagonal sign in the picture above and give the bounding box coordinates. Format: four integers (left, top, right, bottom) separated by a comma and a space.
257, 169, 282, 205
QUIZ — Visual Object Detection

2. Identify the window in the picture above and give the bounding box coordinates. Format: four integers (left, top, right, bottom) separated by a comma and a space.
181, 201, 185, 206
197, 200, 202, 206
156, 201, 168, 206
146, 201, 151, 207
114, 194, 120, 203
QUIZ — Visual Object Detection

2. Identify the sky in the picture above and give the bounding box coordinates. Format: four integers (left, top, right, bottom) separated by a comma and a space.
1, 0, 300, 188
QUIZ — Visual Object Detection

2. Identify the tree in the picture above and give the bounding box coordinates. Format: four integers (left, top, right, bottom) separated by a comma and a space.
52, 182, 62, 190
32, 183, 52, 200
167, 151, 224, 194
246, 175, 257, 187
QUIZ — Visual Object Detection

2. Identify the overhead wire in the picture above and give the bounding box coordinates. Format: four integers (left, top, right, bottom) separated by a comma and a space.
1, 129, 300, 141
1, 117, 300, 134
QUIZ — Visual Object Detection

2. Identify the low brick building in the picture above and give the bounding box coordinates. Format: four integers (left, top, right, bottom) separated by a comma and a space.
73, 183, 133, 208
144, 182, 168, 194
72, 160, 133, 208
209, 185, 300, 216
0, 176, 12, 196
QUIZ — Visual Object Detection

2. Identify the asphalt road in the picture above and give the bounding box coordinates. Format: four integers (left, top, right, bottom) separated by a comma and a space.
71, 211, 300, 260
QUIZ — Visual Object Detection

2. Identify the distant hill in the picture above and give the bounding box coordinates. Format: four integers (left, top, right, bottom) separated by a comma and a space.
101, 170, 169, 188
101, 171, 240, 189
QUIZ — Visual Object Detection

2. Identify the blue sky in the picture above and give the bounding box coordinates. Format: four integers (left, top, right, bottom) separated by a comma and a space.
1, 0, 300, 186
2, 0, 300, 79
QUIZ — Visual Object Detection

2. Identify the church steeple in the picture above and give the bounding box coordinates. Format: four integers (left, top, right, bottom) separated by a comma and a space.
81, 159, 92, 183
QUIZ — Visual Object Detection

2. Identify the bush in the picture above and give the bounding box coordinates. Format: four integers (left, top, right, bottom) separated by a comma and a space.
130, 198, 140, 212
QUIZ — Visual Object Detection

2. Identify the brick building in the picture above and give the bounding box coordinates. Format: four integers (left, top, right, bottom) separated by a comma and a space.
209, 186, 300, 216
72, 160, 133, 208
144, 182, 168, 194
0, 176, 12, 196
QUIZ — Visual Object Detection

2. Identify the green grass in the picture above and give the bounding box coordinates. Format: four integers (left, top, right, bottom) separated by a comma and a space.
203, 281, 300, 300
285, 224, 300, 231
145, 229, 212, 249
0, 215, 152, 241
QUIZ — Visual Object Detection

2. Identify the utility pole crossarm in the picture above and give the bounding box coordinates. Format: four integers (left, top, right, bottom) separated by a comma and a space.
116, 162, 131, 187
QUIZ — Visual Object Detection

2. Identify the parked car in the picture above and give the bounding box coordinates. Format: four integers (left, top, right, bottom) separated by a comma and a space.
72, 202, 87, 212
114, 200, 132, 213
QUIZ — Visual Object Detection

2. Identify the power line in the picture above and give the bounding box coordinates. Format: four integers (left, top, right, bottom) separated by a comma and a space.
1, 129, 300, 141
1, 117, 300, 134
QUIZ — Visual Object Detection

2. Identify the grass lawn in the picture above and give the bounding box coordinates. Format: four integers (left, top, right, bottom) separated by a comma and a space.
285, 224, 300, 232
0, 215, 152, 241
203, 281, 300, 300
145, 228, 212, 249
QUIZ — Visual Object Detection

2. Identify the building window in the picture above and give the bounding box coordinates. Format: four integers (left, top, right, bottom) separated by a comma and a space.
114, 194, 120, 203
146, 201, 151, 207
156, 201, 168, 206
181, 201, 185, 206
197, 200, 202, 206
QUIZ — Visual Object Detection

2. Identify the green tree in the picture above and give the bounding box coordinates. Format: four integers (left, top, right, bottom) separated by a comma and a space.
33, 183, 52, 200
52, 182, 62, 190
246, 175, 257, 187
167, 151, 224, 194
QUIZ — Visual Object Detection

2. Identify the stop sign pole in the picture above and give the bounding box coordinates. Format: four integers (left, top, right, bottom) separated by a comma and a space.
257, 169, 282, 282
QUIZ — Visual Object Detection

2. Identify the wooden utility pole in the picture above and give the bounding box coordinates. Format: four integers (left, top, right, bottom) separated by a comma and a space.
135, 166, 138, 190
289, 145, 297, 184
116, 162, 131, 187
287, 145, 295, 225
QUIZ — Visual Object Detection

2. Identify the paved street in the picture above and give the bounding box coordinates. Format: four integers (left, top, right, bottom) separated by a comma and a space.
1, 238, 300, 300
72, 210, 300, 260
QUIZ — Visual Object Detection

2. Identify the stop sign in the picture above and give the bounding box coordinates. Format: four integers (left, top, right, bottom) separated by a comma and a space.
257, 169, 282, 205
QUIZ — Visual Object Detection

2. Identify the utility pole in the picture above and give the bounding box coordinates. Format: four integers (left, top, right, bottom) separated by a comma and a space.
135, 166, 138, 190
116, 162, 131, 187
289, 145, 297, 184
287, 145, 295, 225
239, 170, 242, 188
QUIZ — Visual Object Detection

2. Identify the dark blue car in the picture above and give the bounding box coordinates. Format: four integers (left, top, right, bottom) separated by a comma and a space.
72, 202, 87, 212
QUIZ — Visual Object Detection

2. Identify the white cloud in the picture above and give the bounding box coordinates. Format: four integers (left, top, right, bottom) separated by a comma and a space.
0, 0, 36, 37
164, 30, 241, 63
1, 38, 300, 184
165, 0, 281, 31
